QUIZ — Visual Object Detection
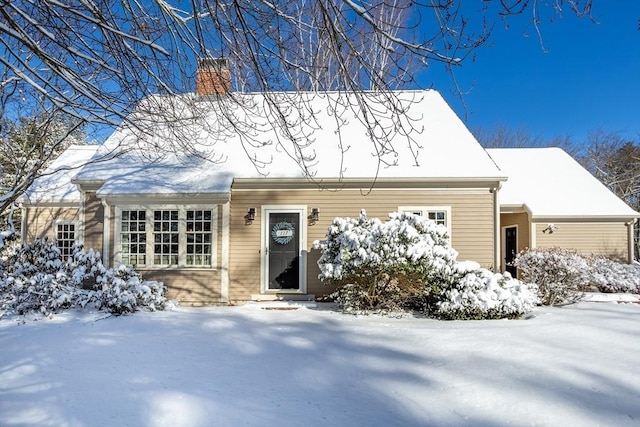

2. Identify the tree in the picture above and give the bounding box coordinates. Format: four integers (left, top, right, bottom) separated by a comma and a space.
581, 130, 640, 259
473, 124, 579, 157
1, 0, 595, 211
0, 108, 86, 226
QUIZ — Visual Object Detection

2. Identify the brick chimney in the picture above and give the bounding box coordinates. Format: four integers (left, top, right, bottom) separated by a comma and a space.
196, 58, 231, 96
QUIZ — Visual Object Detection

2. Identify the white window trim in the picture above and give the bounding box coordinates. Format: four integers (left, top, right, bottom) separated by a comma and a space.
260, 205, 308, 295
398, 205, 452, 241
114, 205, 218, 269
53, 220, 80, 259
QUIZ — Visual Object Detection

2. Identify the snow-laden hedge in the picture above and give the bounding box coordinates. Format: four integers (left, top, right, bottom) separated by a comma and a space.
516, 248, 640, 304
436, 261, 538, 320
314, 211, 538, 319
98, 264, 166, 314
515, 247, 588, 305
0, 239, 166, 316
586, 255, 640, 293
314, 211, 458, 313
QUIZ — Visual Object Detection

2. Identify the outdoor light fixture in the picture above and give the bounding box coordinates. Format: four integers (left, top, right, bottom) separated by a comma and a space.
246, 207, 256, 222
310, 208, 320, 222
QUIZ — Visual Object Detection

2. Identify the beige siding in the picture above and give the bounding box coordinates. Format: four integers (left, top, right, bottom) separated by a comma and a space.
534, 222, 629, 262
83, 192, 104, 254
229, 188, 496, 301
23, 206, 79, 241
138, 269, 223, 306
500, 213, 531, 254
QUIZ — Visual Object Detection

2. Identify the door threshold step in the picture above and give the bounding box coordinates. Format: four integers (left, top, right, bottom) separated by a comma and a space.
250, 294, 316, 302
244, 300, 317, 310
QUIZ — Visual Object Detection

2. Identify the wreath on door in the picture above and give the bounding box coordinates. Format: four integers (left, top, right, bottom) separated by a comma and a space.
271, 221, 295, 245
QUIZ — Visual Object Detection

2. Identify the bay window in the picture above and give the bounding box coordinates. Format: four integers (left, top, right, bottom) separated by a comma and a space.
116, 206, 216, 268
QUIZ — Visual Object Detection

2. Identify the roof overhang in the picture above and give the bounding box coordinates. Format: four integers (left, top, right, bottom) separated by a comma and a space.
97, 192, 231, 205
530, 215, 639, 224
499, 203, 533, 216
232, 176, 507, 191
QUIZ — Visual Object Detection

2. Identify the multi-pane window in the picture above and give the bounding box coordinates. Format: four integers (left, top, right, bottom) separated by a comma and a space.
428, 210, 447, 226
121, 210, 147, 266
186, 210, 212, 266
117, 207, 216, 268
153, 210, 179, 266
56, 222, 76, 260
399, 205, 452, 241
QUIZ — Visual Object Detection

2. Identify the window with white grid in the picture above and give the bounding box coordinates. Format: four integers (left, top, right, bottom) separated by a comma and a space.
55, 222, 77, 260
153, 210, 179, 266
427, 210, 447, 226
121, 210, 147, 266
115, 206, 216, 268
398, 206, 452, 240
186, 210, 212, 266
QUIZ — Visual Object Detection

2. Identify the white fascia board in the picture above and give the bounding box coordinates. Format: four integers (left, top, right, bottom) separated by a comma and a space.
99, 192, 231, 205
530, 214, 640, 223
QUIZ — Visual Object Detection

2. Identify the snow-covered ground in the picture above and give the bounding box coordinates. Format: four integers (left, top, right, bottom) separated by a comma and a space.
1, 301, 638, 427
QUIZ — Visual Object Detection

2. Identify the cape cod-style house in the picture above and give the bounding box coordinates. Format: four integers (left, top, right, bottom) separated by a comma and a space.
21, 60, 639, 305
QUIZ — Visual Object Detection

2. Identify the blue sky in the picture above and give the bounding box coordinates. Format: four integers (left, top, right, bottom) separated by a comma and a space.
85, 2, 639, 145
421, 2, 640, 143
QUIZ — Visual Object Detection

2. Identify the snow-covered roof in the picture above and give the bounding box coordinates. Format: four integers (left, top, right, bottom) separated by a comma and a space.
488, 147, 639, 219
21, 145, 100, 204
76, 149, 235, 197
72, 90, 505, 197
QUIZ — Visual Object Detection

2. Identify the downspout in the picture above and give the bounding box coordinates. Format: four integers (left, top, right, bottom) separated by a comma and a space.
492, 182, 502, 272
76, 185, 85, 245
529, 222, 537, 250
220, 202, 230, 303
628, 219, 636, 264
102, 198, 111, 268
20, 204, 27, 243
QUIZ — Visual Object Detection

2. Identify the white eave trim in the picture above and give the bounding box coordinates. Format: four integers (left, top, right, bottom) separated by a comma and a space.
499, 203, 533, 216
232, 176, 508, 190
530, 214, 640, 223
97, 192, 231, 205
20, 200, 80, 208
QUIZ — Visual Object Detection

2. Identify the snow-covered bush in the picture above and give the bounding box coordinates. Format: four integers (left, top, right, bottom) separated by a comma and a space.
314, 210, 457, 313
315, 211, 537, 319
515, 247, 589, 305
1, 239, 166, 316
1, 238, 76, 314
65, 244, 106, 287
435, 261, 539, 320
97, 264, 166, 314
0, 228, 18, 253
585, 255, 640, 294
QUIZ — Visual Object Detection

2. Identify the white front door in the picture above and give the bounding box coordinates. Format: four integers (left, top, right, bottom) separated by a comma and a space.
262, 207, 306, 293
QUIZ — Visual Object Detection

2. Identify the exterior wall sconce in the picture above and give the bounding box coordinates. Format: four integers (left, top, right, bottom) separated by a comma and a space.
310, 208, 320, 222
542, 223, 559, 234
245, 207, 256, 222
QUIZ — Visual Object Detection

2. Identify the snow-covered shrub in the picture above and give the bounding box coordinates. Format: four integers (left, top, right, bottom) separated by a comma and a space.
97, 264, 166, 315
515, 247, 588, 305
436, 261, 539, 320
1, 238, 166, 316
0, 239, 75, 314
315, 211, 536, 319
314, 210, 457, 313
65, 244, 107, 287
0, 228, 18, 254
585, 255, 640, 293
